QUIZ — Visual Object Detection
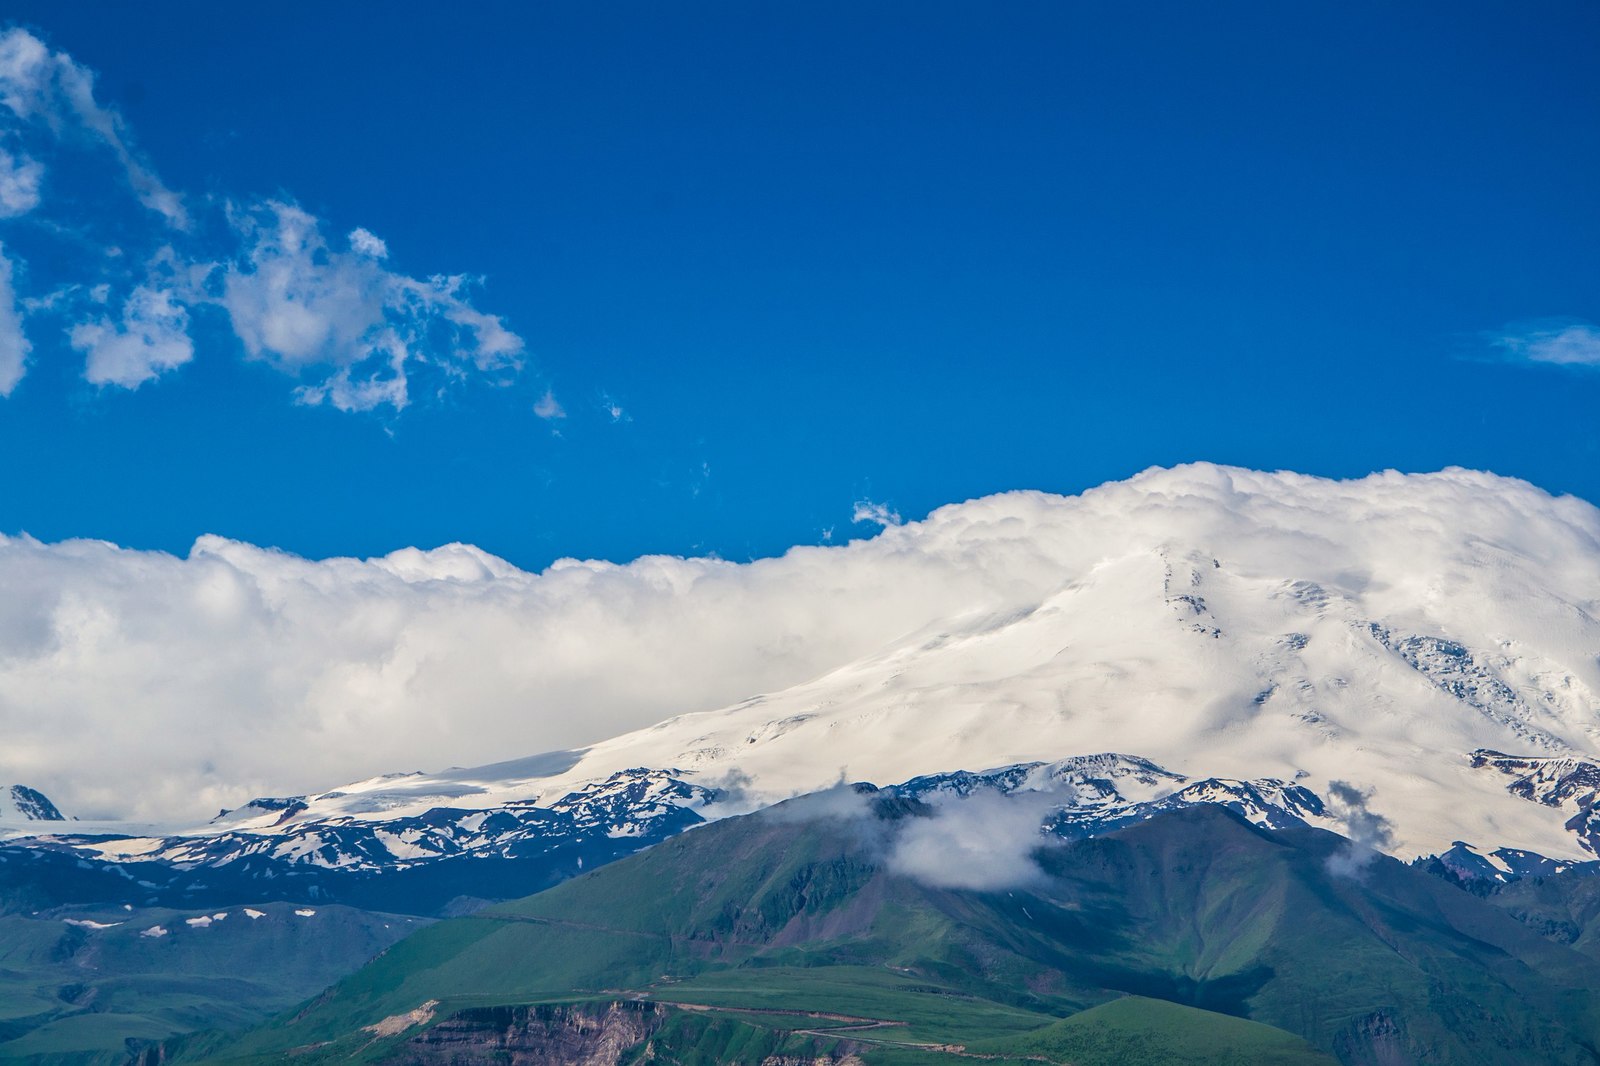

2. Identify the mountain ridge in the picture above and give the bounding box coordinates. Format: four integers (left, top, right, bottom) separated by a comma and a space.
182, 790, 1600, 1065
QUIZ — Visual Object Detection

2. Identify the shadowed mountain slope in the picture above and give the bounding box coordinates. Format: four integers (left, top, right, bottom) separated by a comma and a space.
189, 793, 1600, 1065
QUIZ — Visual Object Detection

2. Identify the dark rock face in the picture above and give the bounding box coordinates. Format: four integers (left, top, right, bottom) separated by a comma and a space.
7, 784, 65, 820
1333, 1010, 1413, 1066
1471, 749, 1600, 854
395, 1002, 663, 1065
1423, 840, 1593, 888
2, 770, 723, 917
890, 754, 1325, 841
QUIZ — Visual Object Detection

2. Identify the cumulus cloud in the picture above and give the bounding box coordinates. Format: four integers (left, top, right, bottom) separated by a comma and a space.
0, 29, 524, 408
0, 27, 186, 227
223, 204, 386, 362
347, 227, 389, 260
0, 245, 29, 395
1492, 319, 1600, 369
221, 202, 523, 411
3, 463, 1600, 827
0, 145, 42, 217
888, 788, 1057, 891
72, 283, 194, 388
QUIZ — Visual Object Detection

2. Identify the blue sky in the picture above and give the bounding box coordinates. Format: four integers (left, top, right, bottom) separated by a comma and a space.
0, 1, 1596, 569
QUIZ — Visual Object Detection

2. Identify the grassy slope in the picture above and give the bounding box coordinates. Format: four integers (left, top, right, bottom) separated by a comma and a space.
969, 995, 1335, 1066
187, 802, 1600, 1064
1486, 867, 1600, 958
0, 902, 426, 1061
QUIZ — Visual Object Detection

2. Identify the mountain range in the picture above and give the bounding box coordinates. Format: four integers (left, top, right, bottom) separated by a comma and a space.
5, 465, 1600, 1061
170, 786, 1600, 1065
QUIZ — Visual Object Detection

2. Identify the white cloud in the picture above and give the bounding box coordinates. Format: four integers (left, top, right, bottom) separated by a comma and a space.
0, 146, 42, 217
852, 499, 902, 527
0, 32, 524, 410
222, 202, 524, 411
0, 28, 186, 228
72, 283, 194, 388
3, 463, 1597, 826
601, 393, 628, 422
291, 328, 409, 412
888, 789, 1057, 891
1492, 320, 1600, 368
223, 203, 388, 370
347, 227, 389, 259
0, 245, 29, 395
1323, 780, 1396, 879
533, 388, 566, 420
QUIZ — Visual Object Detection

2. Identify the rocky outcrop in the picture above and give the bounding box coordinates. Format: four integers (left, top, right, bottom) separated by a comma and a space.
1471, 749, 1600, 854
392, 1002, 663, 1065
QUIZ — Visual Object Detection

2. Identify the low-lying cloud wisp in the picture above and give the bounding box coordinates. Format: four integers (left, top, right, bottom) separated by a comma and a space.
887, 788, 1061, 891
1324, 780, 1396, 878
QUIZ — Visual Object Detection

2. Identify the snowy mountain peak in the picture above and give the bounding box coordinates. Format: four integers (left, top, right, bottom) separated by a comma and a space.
1423, 840, 1590, 885
487, 467, 1600, 862
0, 785, 66, 822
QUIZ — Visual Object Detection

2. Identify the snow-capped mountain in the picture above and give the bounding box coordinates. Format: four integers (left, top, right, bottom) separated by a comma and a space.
0, 785, 66, 822
5, 752, 1342, 916
65, 767, 719, 873
1419, 840, 1594, 886
888, 753, 1332, 839
6, 465, 1600, 907
484, 466, 1600, 863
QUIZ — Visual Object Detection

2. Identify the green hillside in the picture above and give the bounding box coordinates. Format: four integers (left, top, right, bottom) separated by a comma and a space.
0, 902, 425, 1062
972, 996, 1338, 1065
183, 793, 1600, 1064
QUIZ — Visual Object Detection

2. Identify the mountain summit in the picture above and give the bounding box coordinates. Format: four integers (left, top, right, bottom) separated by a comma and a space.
0, 785, 65, 822
477, 464, 1600, 861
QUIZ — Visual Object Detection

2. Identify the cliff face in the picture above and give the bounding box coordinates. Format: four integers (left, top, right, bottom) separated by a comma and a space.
395, 1002, 663, 1065
387, 1001, 869, 1066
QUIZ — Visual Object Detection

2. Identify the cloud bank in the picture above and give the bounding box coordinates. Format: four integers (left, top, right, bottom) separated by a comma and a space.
0, 28, 524, 410
3, 463, 1599, 824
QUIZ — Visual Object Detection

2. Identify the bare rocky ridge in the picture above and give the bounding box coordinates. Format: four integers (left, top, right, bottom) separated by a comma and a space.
400, 1002, 664, 1065
0, 784, 66, 821
1471, 749, 1600, 854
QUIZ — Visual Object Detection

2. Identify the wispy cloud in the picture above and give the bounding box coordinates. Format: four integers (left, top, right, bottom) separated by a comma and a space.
533, 388, 566, 420
347, 227, 389, 260
1490, 319, 1600, 369
0, 28, 186, 228
888, 788, 1057, 891
600, 392, 630, 422
222, 202, 522, 412
1323, 780, 1395, 878
72, 281, 193, 388
0, 146, 42, 218
0, 27, 524, 412
0, 244, 28, 394
852, 499, 902, 527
